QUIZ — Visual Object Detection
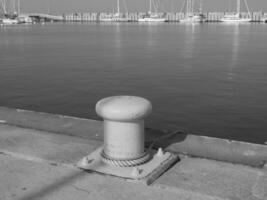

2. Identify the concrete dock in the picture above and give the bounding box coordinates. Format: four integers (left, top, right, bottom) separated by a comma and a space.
0, 107, 266, 200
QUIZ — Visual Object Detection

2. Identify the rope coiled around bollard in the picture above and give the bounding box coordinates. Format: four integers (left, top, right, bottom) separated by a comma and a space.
101, 151, 151, 167
101, 129, 186, 167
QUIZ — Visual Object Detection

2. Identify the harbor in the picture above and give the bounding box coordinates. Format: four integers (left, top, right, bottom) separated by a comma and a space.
62, 0, 267, 23
1, 0, 267, 24
63, 11, 267, 22
61, 0, 267, 23
1, 0, 267, 199
1, 12, 266, 24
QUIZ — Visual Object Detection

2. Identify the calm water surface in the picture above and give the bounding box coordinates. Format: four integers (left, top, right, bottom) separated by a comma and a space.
0, 23, 267, 143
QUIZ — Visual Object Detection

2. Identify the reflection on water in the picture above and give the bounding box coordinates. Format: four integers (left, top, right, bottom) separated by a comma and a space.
228, 24, 240, 80
231, 24, 240, 65
183, 24, 198, 60
114, 23, 122, 48
0, 23, 267, 144
114, 23, 123, 60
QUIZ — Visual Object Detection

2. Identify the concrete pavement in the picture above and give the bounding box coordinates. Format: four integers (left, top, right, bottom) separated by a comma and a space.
0, 108, 266, 200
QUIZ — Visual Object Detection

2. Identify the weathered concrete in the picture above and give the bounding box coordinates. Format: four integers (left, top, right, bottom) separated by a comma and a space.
155, 157, 267, 200
0, 122, 266, 199
163, 133, 267, 167
1, 107, 266, 167
0, 107, 266, 200
0, 154, 227, 200
0, 124, 101, 165
0, 106, 102, 141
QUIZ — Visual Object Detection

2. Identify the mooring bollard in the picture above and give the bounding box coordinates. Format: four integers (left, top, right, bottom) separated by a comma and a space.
96, 96, 152, 166
78, 95, 178, 184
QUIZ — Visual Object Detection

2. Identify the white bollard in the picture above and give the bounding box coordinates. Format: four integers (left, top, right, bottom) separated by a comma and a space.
78, 95, 178, 183
96, 96, 152, 161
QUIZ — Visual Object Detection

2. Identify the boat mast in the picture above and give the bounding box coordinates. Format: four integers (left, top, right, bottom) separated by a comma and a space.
12, 0, 15, 13
47, 0, 51, 14
191, 0, 195, 15
149, 0, 152, 14
2, 0, 6, 14
237, 0, 240, 15
17, 0, 20, 15
186, 0, 190, 17
186, 0, 193, 17
244, 0, 251, 18
199, 0, 202, 13
117, 0, 120, 15
186, 0, 189, 16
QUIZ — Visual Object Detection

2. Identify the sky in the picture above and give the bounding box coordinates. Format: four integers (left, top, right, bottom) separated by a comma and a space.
15, 0, 267, 14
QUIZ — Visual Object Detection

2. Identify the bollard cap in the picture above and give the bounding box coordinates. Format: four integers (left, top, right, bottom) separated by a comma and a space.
96, 96, 152, 122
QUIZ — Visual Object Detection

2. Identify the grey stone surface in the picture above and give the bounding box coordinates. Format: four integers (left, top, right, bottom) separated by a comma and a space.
0, 106, 103, 140
0, 108, 266, 200
0, 124, 101, 165
155, 157, 267, 200
0, 155, 225, 200
0, 107, 266, 167
165, 134, 267, 167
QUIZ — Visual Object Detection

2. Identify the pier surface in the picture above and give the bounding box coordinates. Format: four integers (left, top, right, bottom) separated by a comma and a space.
0, 107, 266, 200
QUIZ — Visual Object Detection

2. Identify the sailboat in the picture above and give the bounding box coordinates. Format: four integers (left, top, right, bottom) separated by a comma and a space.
0, 0, 19, 25
138, 0, 166, 22
2, 17, 18, 24
221, 0, 251, 23
100, 0, 129, 22
261, 13, 267, 23
180, 0, 206, 23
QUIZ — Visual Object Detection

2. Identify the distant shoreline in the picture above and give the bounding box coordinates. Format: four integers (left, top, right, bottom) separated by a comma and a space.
63, 11, 267, 22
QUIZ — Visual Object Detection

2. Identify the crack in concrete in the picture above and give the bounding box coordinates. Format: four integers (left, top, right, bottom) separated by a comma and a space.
72, 185, 91, 195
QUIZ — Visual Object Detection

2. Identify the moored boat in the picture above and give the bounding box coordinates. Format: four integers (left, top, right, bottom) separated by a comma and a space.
261, 14, 267, 23
17, 15, 34, 24
1, 18, 19, 25
180, 14, 206, 23
221, 14, 251, 23
100, 0, 130, 22
138, 13, 166, 22
220, 0, 252, 23
180, 0, 206, 23
138, 0, 166, 22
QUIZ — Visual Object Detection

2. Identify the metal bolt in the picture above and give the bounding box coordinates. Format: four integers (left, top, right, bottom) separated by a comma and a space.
156, 148, 164, 157
131, 167, 142, 177
79, 156, 89, 167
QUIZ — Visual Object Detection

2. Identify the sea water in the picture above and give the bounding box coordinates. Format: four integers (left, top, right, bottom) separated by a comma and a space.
0, 23, 267, 143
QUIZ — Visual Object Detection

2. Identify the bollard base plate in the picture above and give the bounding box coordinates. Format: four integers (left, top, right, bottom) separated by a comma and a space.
77, 147, 179, 185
